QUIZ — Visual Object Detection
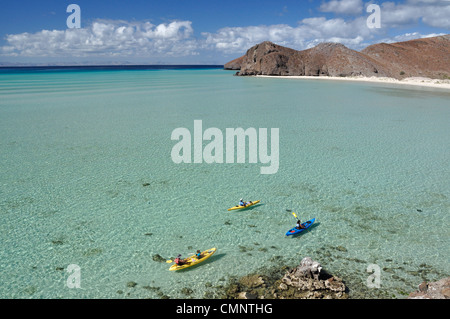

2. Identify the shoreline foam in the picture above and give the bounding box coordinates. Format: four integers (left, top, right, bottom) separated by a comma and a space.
256, 75, 450, 90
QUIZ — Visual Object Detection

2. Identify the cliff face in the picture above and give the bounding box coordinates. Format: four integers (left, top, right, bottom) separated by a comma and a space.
228, 35, 450, 79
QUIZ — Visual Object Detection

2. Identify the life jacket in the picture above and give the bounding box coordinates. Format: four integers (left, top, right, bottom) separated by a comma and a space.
174, 258, 180, 264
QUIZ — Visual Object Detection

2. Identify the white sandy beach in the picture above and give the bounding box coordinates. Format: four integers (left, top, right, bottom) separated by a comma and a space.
257, 75, 450, 90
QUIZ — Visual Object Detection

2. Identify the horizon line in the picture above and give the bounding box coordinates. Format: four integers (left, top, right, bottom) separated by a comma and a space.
0, 64, 225, 68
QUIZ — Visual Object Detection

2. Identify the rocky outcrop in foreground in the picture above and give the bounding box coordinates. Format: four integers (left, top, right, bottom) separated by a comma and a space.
408, 277, 450, 299
226, 35, 450, 80
225, 257, 347, 299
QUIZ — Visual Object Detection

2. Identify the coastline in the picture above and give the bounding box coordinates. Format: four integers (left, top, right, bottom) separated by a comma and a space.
256, 75, 450, 90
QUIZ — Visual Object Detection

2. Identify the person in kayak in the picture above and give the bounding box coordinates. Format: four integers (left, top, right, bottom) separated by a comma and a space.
174, 254, 188, 266
196, 250, 204, 259
239, 199, 253, 207
296, 219, 306, 230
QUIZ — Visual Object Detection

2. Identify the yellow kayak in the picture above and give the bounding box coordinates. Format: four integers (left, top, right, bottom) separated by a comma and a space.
227, 200, 260, 211
169, 248, 217, 271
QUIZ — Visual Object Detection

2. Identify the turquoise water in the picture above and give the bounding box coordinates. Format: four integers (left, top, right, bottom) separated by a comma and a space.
0, 68, 449, 298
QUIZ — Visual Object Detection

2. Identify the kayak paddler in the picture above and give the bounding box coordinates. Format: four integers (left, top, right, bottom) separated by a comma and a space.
239, 198, 252, 206
296, 219, 306, 230
174, 254, 188, 266
196, 250, 204, 259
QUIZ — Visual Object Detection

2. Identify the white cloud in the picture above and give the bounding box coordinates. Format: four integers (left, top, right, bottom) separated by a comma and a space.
201, 16, 373, 54
201, 25, 304, 54
319, 0, 364, 15
380, 2, 424, 27
420, 4, 450, 28
380, 0, 450, 28
379, 31, 446, 43
1, 20, 197, 58
406, 0, 449, 4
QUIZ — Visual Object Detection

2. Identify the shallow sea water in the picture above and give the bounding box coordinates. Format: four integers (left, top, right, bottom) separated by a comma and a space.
0, 68, 449, 298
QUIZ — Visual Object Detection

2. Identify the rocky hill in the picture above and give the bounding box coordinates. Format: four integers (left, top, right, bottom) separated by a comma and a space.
225, 35, 450, 80
362, 35, 450, 79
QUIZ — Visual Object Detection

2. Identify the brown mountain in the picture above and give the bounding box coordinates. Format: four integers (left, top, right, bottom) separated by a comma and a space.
225, 35, 450, 80
361, 35, 450, 79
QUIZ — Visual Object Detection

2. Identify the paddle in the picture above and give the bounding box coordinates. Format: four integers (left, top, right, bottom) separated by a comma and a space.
292, 212, 303, 229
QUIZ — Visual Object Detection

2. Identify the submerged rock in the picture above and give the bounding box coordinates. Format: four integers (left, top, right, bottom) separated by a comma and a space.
127, 281, 137, 288
152, 254, 167, 263
239, 274, 265, 289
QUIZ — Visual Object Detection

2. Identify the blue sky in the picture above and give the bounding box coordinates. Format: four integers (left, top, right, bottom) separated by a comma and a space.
0, 0, 449, 64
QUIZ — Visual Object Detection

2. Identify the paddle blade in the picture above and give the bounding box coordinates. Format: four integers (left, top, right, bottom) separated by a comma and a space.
292, 212, 297, 218
166, 260, 173, 263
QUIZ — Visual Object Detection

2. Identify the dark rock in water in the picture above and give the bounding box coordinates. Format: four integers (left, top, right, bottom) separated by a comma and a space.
408, 277, 450, 299
127, 281, 137, 288
51, 239, 64, 245
142, 183, 150, 187
83, 248, 102, 257
152, 254, 167, 263
239, 274, 265, 289
181, 287, 193, 296
417, 209, 423, 212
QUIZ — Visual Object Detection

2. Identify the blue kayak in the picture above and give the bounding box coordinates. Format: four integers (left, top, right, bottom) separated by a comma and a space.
286, 218, 315, 236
